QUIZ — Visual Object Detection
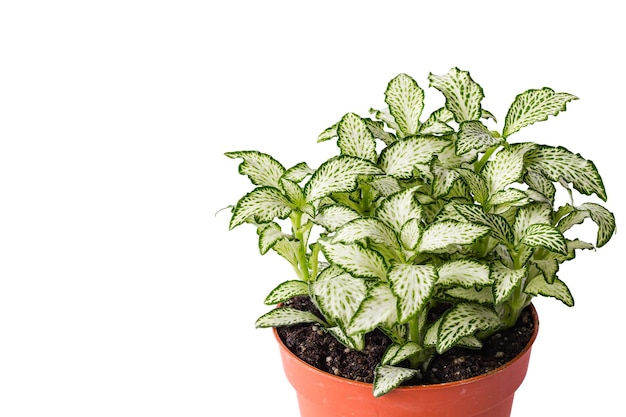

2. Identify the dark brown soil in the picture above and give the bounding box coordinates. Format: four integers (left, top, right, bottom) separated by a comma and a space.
277, 296, 535, 385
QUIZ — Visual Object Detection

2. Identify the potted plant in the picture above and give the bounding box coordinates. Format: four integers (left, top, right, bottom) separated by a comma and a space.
223, 67, 615, 416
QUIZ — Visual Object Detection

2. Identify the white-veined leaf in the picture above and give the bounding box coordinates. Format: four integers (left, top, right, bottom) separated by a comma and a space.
491, 261, 527, 304
258, 222, 291, 254
313, 204, 361, 232
375, 187, 423, 233
317, 123, 338, 142
326, 326, 365, 351
364, 118, 397, 145
418, 221, 489, 253
369, 176, 402, 197
400, 218, 421, 250
382, 342, 422, 366
437, 303, 500, 353
283, 162, 315, 182
432, 165, 460, 198
373, 365, 418, 397
264, 280, 310, 305
525, 275, 574, 307
379, 135, 449, 179
454, 204, 514, 245
503, 88, 578, 138
521, 224, 568, 255
332, 218, 400, 252
319, 240, 387, 280
304, 155, 384, 202
225, 150, 286, 188
525, 145, 606, 201
272, 238, 300, 268
280, 178, 306, 206
524, 170, 556, 204
456, 168, 489, 205
389, 264, 437, 323
311, 265, 367, 329
428, 67, 484, 123
513, 203, 552, 244
482, 143, 536, 195
446, 286, 494, 304
385, 73, 424, 136
579, 202, 616, 247
255, 307, 326, 328
437, 260, 491, 288
337, 112, 378, 162
229, 187, 292, 229
349, 283, 398, 334
369, 106, 401, 132
489, 188, 529, 207
457, 121, 501, 154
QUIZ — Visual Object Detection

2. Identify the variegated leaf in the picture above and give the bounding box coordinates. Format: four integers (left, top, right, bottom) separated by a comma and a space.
258, 222, 290, 254
400, 218, 421, 250
349, 283, 398, 334
369, 106, 401, 132
229, 187, 292, 229
311, 265, 367, 328
524, 170, 556, 204
457, 121, 501, 154
446, 286, 494, 304
280, 178, 306, 206
489, 188, 529, 207
525, 275, 574, 307
421, 107, 455, 135
533, 259, 558, 284
332, 218, 401, 252
382, 342, 422, 366
373, 365, 418, 397
255, 307, 326, 328
513, 203, 552, 244
503, 88, 578, 138
389, 264, 437, 323
375, 187, 423, 233
437, 260, 491, 288
283, 162, 315, 182
418, 221, 489, 253
521, 224, 568, 255
578, 202, 616, 247
491, 261, 527, 304
379, 135, 449, 179
225, 150, 286, 188
319, 240, 387, 280
454, 204, 514, 244
364, 118, 397, 145
428, 67, 484, 123
525, 145, 606, 201
313, 204, 361, 232
369, 176, 402, 197
437, 303, 500, 353
337, 112, 378, 162
304, 155, 384, 202
385, 73, 424, 136
264, 280, 310, 305
432, 165, 460, 198
326, 326, 365, 351
317, 123, 338, 143
456, 168, 489, 205
482, 143, 536, 195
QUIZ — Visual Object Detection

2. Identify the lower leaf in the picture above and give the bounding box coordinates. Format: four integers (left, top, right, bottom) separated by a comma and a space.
373, 365, 418, 397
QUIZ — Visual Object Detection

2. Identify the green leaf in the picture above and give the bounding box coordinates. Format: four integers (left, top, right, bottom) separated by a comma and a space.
437, 260, 491, 288
225, 150, 286, 188
418, 221, 490, 253
375, 187, 423, 233
389, 264, 437, 323
311, 265, 368, 328
521, 224, 568, 255
337, 112, 378, 162
533, 259, 558, 284
385, 73, 425, 136
525, 275, 574, 307
304, 155, 384, 202
428, 67, 484, 123
313, 204, 361, 232
457, 121, 501, 154
437, 303, 500, 353
446, 286, 495, 304
332, 218, 401, 252
319, 240, 387, 280
373, 365, 418, 397
579, 202, 616, 247
264, 280, 310, 305
349, 283, 398, 334
503, 88, 578, 138
525, 145, 606, 201
230, 187, 292, 229
255, 307, 326, 328
379, 135, 449, 179
491, 262, 527, 304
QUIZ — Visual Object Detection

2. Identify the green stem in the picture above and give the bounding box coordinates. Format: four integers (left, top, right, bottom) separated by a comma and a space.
291, 212, 311, 281
474, 144, 500, 173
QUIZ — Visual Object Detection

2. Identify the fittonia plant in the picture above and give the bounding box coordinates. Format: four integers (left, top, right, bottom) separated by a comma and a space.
225, 68, 615, 396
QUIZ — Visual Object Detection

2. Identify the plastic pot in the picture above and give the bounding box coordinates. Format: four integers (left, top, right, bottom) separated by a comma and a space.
274, 305, 539, 417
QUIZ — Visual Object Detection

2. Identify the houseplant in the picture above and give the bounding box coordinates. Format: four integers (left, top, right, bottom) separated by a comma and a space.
224, 68, 615, 415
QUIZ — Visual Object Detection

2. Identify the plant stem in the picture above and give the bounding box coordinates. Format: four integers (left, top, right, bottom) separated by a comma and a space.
291, 212, 311, 281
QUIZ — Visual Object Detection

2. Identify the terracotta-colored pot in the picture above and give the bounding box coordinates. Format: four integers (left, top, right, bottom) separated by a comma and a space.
274, 305, 539, 417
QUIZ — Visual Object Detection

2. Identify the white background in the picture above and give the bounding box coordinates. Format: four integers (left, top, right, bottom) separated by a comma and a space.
1, 1, 623, 416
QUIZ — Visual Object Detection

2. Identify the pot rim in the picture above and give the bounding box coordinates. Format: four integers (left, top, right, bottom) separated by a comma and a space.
273, 303, 539, 391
